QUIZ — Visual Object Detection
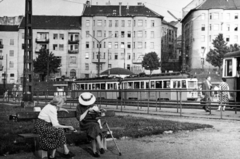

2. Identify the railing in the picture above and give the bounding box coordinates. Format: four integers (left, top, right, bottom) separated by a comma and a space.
68, 50, 79, 54
68, 40, 79, 44
35, 38, 49, 43
1, 89, 240, 119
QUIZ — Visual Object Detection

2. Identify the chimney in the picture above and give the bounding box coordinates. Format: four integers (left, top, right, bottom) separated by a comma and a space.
119, 2, 122, 16
138, 2, 142, 6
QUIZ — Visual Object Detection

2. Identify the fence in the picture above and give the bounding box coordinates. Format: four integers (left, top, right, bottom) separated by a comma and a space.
1, 89, 240, 119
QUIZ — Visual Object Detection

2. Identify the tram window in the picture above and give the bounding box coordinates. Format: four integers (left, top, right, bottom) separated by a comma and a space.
173, 81, 177, 88
76, 84, 80, 90
96, 84, 100, 90
182, 80, 187, 88
146, 82, 149, 89
114, 83, 117, 89
141, 82, 144, 89
156, 81, 162, 88
80, 84, 84, 90
188, 81, 196, 88
128, 82, 133, 89
225, 59, 233, 76
92, 84, 96, 90
85, 84, 88, 90
151, 81, 155, 89
134, 82, 140, 89
89, 84, 92, 90
237, 58, 240, 76
163, 81, 170, 88
124, 83, 127, 89
177, 81, 181, 88
101, 83, 105, 90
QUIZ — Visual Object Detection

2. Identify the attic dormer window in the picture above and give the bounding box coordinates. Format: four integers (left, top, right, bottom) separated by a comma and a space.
113, 10, 116, 15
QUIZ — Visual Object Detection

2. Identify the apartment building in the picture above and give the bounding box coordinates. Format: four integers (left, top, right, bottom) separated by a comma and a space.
81, 1, 163, 77
182, 0, 240, 71
19, 16, 81, 80
161, 20, 178, 72
0, 25, 19, 84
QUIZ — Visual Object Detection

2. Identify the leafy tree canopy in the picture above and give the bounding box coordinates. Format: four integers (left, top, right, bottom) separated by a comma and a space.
228, 43, 240, 52
33, 49, 61, 81
142, 52, 161, 74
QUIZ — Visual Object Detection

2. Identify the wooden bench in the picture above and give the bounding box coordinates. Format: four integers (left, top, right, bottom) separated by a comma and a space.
9, 110, 115, 159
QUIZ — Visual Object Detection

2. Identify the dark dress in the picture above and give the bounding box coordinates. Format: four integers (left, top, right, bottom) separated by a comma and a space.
76, 104, 102, 140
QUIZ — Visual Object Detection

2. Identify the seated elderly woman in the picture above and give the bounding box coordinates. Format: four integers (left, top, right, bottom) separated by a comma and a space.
34, 96, 75, 159
76, 92, 105, 158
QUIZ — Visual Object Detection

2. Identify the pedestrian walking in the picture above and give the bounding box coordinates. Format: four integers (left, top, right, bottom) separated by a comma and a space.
218, 78, 231, 111
12, 85, 18, 101
3, 90, 8, 101
202, 76, 212, 112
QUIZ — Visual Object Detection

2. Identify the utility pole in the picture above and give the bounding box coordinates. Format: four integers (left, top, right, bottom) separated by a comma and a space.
22, 0, 33, 106
88, 33, 112, 77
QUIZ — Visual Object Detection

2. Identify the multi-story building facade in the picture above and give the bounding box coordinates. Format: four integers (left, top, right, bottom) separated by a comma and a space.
81, 1, 163, 77
161, 20, 178, 72
0, 25, 19, 84
182, 0, 240, 72
18, 16, 81, 81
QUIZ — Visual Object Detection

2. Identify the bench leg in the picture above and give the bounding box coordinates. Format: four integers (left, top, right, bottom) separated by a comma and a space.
33, 137, 48, 159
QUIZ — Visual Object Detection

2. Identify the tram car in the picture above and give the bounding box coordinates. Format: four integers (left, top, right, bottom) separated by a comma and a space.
122, 73, 198, 101
71, 73, 198, 101
71, 77, 120, 99
222, 50, 240, 102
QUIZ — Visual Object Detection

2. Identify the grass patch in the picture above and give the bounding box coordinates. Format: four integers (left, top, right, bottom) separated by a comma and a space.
0, 104, 212, 156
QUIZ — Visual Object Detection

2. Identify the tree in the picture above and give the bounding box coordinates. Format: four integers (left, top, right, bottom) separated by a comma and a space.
206, 34, 229, 70
33, 49, 61, 81
228, 43, 240, 52
142, 52, 161, 75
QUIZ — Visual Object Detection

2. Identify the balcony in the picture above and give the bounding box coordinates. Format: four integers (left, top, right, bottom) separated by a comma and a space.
0, 55, 3, 60
35, 38, 49, 43
68, 50, 79, 54
0, 44, 3, 49
92, 58, 107, 64
68, 39, 79, 44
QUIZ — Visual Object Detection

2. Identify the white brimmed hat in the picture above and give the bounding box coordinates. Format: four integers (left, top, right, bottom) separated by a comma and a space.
79, 92, 96, 106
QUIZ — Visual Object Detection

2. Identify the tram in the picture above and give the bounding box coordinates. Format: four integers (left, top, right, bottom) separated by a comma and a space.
71, 73, 198, 101
222, 50, 240, 102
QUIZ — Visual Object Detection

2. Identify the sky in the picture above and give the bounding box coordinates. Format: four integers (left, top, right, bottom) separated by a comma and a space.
0, 0, 192, 22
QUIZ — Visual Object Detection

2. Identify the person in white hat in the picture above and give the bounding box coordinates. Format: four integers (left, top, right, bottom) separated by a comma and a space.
34, 96, 75, 159
76, 92, 105, 157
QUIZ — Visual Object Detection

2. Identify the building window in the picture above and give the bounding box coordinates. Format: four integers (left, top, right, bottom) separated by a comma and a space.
104, 42, 106, 48
59, 44, 64, 51
137, 42, 142, 49
227, 24, 230, 31
133, 31, 135, 38
127, 64, 130, 70
115, 31, 118, 38
150, 42, 154, 49
234, 35, 238, 42
234, 24, 238, 31
86, 42, 89, 48
108, 42, 112, 48
109, 20, 112, 27
121, 53, 124, 59
60, 34, 64, 40
151, 20, 155, 27
114, 42, 118, 48
69, 56, 76, 64
86, 20, 90, 26
145, 42, 147, 48
53, 44, 58, 50
85, 63, 89, 70
128, 20, 131, 27
213, 24, 219, 31
92, 52, 94, 59
151, 31, 154, 38
85, 52, 89, 59
209, 35, 212, 41
109, 31, 112, 37
145, 20, 147, 27
53, 34, 58, 39
121, 42, 125, 49
97, 20, 102, 26
93, 20, 95, 26
133, 20, 136, 26
226, 13, 230, 20
226, 35, 230, 42
201, 24, 205, 31
114, 53, 118, 59
201, 13, 205, 20
137, 31, 143, 38
108, 64, 112, 69
104, 20, 106, 26
97, 30, 102, 37
209, 24, 212, 31
104, 31, 106, 37
121, 31, 125, 38
115, 20, 118, 27
127, 42, 131, 49
213, 13, 219, 19
138, 20, 143, 26
10, 39, 14, 45
127, 53, 131, 60
108, 52, 111, 59
85, 74, 89, 78
133, 42, 135, 49
121, 20, 125, 27
9, 50, 14, 56
235, 13, 238, 19
127, 31, 131, 38
133, 53, 135, 60
9, 61, 14, 68
10, 73, 14, 77
86, 31, 89, 37
209, 13, 212, 19
201, 35, 205, 42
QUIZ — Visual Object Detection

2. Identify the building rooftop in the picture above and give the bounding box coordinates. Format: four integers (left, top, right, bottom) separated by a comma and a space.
19, 16, 81, 29
0, 25, 19, 32
197, 0, 240, 10
82, 4, 163, 18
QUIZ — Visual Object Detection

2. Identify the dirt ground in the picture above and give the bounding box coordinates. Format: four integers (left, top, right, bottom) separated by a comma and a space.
1, 113, 240, 159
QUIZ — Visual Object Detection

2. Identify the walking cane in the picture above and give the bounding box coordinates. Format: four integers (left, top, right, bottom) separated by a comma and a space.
105, 122, 122, 156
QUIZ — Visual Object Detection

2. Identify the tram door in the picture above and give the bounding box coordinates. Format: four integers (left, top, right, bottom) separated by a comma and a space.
237, 57, 240, 102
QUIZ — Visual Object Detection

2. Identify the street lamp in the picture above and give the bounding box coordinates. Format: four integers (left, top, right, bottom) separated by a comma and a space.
182, 14, 202, 72
88, 33, 112, 77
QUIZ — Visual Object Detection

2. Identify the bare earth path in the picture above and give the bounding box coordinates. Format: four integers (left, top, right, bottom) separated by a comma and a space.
1, 113, 240, 159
